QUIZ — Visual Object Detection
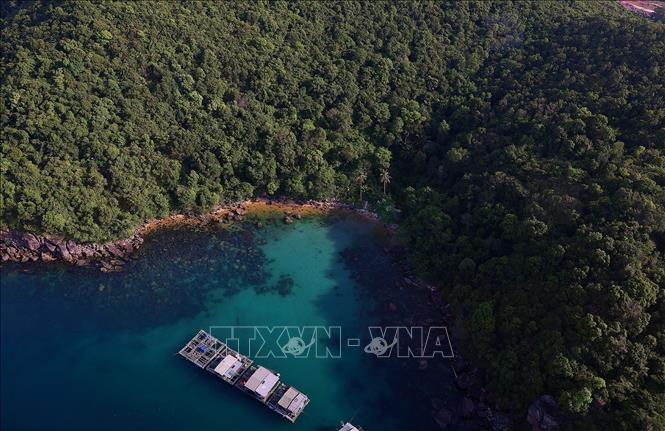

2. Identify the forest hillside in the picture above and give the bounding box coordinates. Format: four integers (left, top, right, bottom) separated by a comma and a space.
1, 2, 664, 429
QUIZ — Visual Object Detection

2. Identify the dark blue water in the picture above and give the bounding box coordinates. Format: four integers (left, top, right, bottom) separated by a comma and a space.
1, 215, 463, 430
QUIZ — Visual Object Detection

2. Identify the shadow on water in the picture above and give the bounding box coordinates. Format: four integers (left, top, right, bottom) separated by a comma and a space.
311, 212, 468, 430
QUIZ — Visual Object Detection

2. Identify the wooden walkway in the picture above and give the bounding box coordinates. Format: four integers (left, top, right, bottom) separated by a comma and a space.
178, 329, 309, 423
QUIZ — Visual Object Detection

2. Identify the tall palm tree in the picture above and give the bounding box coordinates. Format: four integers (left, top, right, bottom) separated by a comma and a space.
356, 171, 367, 201
380, 170, 390, 195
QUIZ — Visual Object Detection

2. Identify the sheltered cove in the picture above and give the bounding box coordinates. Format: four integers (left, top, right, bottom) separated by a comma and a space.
0, 203, 511, 428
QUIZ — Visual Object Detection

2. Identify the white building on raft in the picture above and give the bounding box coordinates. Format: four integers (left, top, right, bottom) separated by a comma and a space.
277, 387, 309, 417
213, 354, 245, 381
243, 366, 280, 400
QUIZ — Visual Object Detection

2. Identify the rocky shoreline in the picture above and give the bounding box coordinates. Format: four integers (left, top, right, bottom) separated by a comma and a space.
0, 199, 379, 272
0, 229, 143, 272
376, 248, 563, 431
367, 245, 513, 431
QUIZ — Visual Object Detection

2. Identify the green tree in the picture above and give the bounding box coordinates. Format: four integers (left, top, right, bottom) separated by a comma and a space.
380, 170, 390, 195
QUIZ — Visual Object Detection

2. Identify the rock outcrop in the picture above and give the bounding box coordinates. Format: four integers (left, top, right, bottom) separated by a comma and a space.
0, 229, 143, 271
527, 395, 563, 431
431, 398, 453, 430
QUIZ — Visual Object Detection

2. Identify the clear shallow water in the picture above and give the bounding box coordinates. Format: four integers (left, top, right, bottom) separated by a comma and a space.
1, 215, 461, 431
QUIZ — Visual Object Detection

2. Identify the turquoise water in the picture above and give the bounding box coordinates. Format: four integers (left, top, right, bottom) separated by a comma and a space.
1, 215, 462, 430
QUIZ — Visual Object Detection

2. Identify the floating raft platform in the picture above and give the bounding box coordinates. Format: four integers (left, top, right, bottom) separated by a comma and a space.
179, 329, 309, 423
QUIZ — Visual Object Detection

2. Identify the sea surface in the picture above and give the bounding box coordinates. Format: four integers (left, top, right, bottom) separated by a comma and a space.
1, 214, 463, 431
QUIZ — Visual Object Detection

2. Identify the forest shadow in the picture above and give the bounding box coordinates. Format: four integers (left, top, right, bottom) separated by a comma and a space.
309, 212, 468, 430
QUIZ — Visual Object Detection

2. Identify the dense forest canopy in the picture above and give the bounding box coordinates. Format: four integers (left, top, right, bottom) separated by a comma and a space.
1, 1, 664, 429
